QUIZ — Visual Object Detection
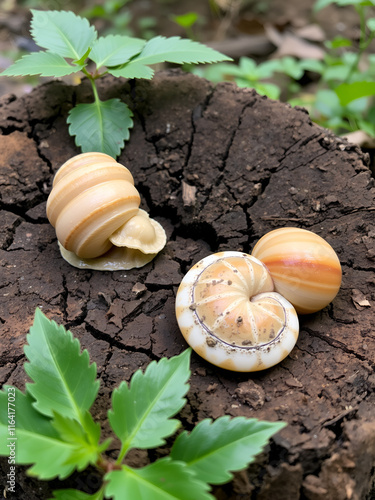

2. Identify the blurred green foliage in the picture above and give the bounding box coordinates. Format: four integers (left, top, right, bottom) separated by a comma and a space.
196, 0, 375, 137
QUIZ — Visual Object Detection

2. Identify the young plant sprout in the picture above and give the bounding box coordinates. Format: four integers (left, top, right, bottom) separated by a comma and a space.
0, 309, 286, 499
0, 9, 231, 158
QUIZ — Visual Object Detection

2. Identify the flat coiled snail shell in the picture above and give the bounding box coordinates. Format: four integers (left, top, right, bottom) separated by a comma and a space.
251, 227, 342, 314
175, 252, 299, 372
46, 152, 166, 270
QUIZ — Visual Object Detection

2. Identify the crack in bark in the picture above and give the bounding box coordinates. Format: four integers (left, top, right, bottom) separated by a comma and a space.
303, 327, 374, 367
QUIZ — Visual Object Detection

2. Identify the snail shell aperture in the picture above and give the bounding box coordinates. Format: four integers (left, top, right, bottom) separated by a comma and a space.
175, 251, 299, 372
251, 227, 342, 314
46, 152, 166, 270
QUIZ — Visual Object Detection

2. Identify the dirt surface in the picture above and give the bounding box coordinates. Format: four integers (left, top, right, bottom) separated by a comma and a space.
1, 70, 375, 499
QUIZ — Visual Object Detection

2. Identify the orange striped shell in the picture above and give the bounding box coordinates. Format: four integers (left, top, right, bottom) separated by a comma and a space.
175, 252, 299, 372
251, 227, 342, 314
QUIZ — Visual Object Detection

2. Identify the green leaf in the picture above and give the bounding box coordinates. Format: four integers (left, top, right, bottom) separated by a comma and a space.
0, 388, 76, 479
322, 63, 353, 82
51, 412, 102, 469
367, 17, 375, 31
129, 35, 231, 66
1, 51, 83, 78
357, 118, 375, 136
314, 0, 374, 9
337, 0, 375, 4
105, 458, 213, 500
67, 98, 133, 158
108, 349, 191, 457
171, 12, 199, 29
336, 81, 375, 105
313, 0, 335, 11
30, 9, 97, 60
171, 415, 286, 485
299, 59, 325, 74
252, 59, 281, 79
278, 57, 304, 79
108, 60, 155, 79
90, 35, 145, 68
50, 489, 105, 500
24, 308, 100, 425
326, 36, 353, 49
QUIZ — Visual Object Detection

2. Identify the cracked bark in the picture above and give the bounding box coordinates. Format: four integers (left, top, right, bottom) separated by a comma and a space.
1, 69, 375, 499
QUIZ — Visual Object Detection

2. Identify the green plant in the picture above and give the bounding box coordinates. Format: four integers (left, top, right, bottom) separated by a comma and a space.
195, 0, 375, 136
1, 10, 231, 158
310, 0, 375, 135
170, 11, 204, 40
194, 56, 309, 100
80, 0, 134, 37
0, 309, 285, 499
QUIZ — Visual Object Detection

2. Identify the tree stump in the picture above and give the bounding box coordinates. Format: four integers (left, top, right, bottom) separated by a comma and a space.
1, 70, 375, 499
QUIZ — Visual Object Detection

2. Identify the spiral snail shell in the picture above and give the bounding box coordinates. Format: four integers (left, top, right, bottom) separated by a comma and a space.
251, 227, 342, 314
175, 252, 299, 372
46, 152, 166, 270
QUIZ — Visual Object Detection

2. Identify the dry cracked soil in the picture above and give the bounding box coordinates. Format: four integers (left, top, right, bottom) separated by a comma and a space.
1, 70, 375, 499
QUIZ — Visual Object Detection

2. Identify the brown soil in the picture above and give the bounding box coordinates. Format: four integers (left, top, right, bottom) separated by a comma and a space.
1, 70, 375, 499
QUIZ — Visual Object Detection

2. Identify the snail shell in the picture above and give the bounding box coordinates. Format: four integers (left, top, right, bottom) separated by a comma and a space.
251, 227, 342, 314
175, 251, 299, 372
46, 153, 166, 270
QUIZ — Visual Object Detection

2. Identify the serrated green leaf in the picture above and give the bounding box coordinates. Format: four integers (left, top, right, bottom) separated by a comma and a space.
129, 35, 231, 66
171, 415, 286, 485
75, 47, 92, 66
1, 51, 83, 78
90, 34, 145, 68
336, 81, 375, 105
52, 410, 102, 464
30, 9, 97, 60
105, 458, 213, 500
67, 98, 133, 158
108, 349, 191, 457
108, 60, 155, 79
0, 388, 76, 479
50, 488, 105, 500
24, 308, 99, 425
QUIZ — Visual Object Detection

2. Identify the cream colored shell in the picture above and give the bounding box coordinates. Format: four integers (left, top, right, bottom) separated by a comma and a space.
46, 152, 166, 270
251, 227, 342, 314
175, 251, 299, 372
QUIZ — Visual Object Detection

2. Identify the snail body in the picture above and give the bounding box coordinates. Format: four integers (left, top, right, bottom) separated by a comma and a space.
46, 153, 166, 270
175, 252, 299, 372
251, 227, 342, 314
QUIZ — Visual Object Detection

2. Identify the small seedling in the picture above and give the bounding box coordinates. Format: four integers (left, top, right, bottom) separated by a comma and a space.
1, 10, 231, 158
0, 309, 285, 499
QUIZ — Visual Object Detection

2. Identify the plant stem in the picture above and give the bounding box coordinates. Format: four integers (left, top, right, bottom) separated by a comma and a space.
82, 67, 104, 105
115, 441, 130, 465
96, 455, 122, 473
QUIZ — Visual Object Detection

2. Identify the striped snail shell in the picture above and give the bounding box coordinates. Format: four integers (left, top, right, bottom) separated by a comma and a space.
251, 227, 342, 314
175, 252, 299, 372
46, 152, 166, 270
